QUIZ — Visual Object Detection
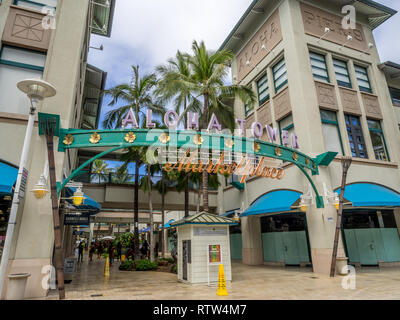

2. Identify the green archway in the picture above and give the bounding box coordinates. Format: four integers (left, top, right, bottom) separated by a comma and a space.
48, 119, 337, 209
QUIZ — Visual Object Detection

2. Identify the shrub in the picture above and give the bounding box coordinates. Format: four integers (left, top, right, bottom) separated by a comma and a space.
119, 260, 135, 271
135, 259, 158, 271
158, 257, 174, 264
172, 265, 177, 274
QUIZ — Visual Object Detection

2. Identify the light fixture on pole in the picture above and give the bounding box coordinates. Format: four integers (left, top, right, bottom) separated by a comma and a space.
298, 184, 314, 212
0, 79, 56, 300
31, 161, 49, 199
323, 183, 340, 210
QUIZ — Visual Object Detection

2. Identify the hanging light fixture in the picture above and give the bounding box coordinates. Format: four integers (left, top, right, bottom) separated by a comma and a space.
234, 212, 240, 222
333, 193, 340, 210
300, 198, 308, 212
31, 174, 48, 199
71, 187, 86, 206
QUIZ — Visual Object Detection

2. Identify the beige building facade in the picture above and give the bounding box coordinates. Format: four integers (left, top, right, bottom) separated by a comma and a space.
218, 0, 400, 275
0, 0, 114, 298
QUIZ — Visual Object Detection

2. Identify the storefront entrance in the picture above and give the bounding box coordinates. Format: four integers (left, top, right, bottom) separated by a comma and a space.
261, 213, 311, 266
343, 210, 400, 266
229, 223, 242, 260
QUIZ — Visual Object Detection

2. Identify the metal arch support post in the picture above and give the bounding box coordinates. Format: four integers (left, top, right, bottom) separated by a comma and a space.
57, 145, 122, 196
296, 164, 324, 209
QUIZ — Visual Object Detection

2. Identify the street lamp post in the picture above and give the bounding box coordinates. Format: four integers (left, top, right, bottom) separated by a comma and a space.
0, 79, 56, 299
39, 116, 65, 299
330, 156, 352, 277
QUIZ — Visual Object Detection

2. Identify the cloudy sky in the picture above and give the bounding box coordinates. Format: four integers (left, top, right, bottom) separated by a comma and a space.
89, 0, 400, 128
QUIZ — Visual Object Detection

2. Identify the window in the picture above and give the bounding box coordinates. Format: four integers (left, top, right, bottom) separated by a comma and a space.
345, 114, 367, 158
320, 110, 343, 155
368, 119, 389, 161
0, 46, 46, 115
257, 73, 269, 105
244, 103, 253, 117
354, 65, 372, 93
310, 52, 329, 82
273, 58, 287, 93
333, 58, 351, 88
13, 0, 57, 11
389, 87, 400, 106
278, 114, 294, 145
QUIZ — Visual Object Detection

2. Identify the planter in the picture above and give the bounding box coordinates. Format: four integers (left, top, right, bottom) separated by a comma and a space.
6, 273, 31, 300
336, 257, 349, 275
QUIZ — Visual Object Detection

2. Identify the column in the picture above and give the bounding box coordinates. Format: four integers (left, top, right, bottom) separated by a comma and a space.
241, 216, 263, 265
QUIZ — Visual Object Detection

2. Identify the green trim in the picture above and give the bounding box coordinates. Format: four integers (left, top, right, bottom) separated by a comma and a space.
0, 45, 46, 71
320, 110, 344, 156
368, 120, 390, 162
0, 59, 44, 71
57, 145, 121, 196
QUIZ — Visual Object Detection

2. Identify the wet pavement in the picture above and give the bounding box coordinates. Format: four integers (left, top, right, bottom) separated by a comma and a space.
43, 257, 400, 300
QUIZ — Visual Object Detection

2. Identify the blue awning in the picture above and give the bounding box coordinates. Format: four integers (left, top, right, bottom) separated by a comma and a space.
65, 187, 101, 214
0, 162, 18, 195
163, 219, 175, 228
335, 183, 400, 207
139, 227, 150, 233
241, 190, 302, 217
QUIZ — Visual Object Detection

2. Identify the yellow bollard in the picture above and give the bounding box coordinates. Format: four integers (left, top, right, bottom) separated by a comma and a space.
121, 254, 126, 263
216, 264, 228, 296
104, 257, 110, 277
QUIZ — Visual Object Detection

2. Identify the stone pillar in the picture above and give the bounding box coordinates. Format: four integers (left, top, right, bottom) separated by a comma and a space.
394, 208, 400, 235
88, 222, 94, 245
241, 216, 263, 265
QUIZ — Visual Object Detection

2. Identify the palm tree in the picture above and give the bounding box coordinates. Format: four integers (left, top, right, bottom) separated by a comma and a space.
139, 162, 159, 262
111, 164, 132, 184
156, 51, 201, 218
103, 65, 165, 259
185, 40, 256, 212
91, 159, 110, 183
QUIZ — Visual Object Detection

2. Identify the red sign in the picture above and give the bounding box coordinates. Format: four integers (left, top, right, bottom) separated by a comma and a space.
209, 245, 221, 263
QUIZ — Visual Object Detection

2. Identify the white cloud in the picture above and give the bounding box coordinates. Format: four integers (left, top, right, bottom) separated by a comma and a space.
89, 0, 250, 85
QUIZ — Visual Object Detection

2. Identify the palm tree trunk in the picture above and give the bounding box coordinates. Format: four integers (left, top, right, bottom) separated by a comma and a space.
134, 160, 140, 260
184, 175, 189, 217
161, 173, 165, 258
148, 166, 155, 262
202, 93, 209, 212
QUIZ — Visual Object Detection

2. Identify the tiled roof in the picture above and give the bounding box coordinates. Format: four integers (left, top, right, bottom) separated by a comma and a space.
170, 212, 237, 227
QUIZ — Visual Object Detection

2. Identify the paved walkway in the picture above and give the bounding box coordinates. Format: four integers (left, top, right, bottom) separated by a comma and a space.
44, 257, 400, 300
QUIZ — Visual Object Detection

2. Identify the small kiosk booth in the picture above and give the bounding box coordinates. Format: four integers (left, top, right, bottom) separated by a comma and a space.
171, 212, 237, 284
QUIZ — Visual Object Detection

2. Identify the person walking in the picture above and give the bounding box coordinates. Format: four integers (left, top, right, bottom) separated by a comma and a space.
78, 241, 84, 263
97, 241, 104, 259
116, 241, 122, 261
108, 242, 114, 266
89, 244, 95, 262
142, 239, 149, 259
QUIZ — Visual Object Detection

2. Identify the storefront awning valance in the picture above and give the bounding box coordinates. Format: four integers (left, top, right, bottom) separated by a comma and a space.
0, 161, 18, 195
65, 187, 101, 214
241, 190, 302, 217
335, 183, 400, 207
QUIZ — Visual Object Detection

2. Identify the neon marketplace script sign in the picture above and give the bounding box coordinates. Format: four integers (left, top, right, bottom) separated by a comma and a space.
121, 108, 300, 183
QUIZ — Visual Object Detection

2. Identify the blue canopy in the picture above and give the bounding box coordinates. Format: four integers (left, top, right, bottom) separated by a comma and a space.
163, 219, 175, 228
0, 162, 18, 195
335, 183, 400, 207
65, 187, 101, 214
241, 190, 302, 217
139, 227, 150, 233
